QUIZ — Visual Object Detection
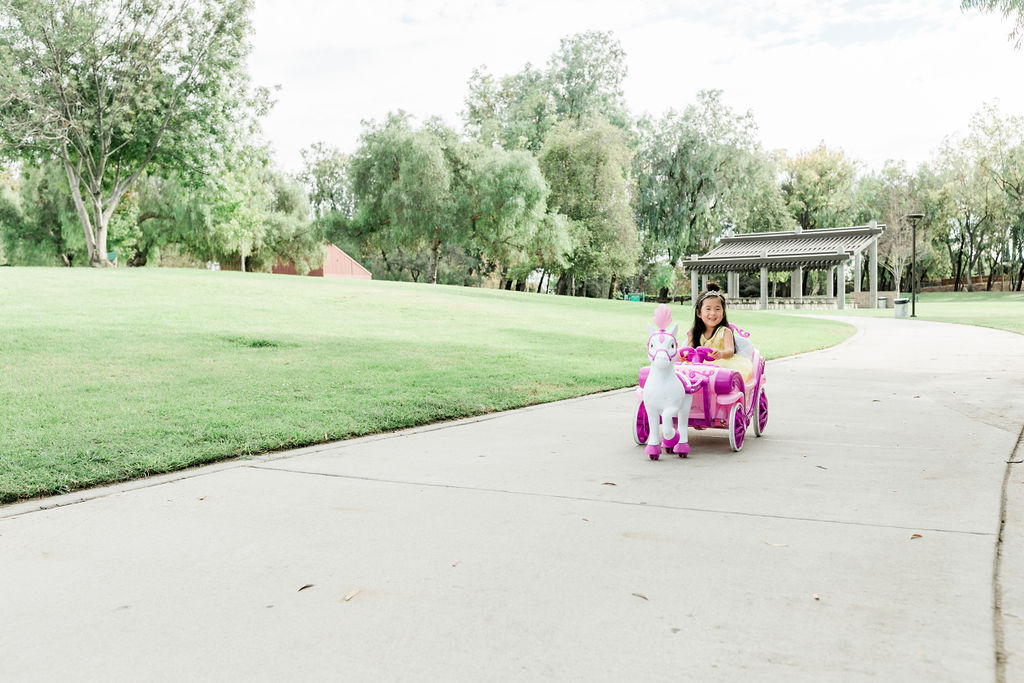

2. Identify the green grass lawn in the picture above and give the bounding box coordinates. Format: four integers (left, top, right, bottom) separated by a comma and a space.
805, 290, 1024, 335
0, 267, 854, 504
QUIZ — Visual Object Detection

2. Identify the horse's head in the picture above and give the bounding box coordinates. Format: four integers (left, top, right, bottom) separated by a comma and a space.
647, 304, 679, 366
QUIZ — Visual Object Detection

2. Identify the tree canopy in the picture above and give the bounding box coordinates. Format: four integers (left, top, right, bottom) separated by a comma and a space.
0, 0, 259, 266
2, 15, 1021, 295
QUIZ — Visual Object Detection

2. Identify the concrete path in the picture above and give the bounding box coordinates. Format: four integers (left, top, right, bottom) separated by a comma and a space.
2, 317, 1023, 682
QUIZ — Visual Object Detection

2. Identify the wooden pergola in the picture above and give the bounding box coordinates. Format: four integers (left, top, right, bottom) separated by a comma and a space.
680, 223, 885, 310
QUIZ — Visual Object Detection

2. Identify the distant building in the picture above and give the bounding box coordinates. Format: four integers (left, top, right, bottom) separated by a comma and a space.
273, 244, 371, 280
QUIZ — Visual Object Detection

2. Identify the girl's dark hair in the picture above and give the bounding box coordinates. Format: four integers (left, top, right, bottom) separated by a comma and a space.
691, 285, 729, 344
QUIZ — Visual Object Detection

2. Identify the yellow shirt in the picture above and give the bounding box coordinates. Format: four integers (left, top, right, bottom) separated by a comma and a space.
700, 327, 753, 382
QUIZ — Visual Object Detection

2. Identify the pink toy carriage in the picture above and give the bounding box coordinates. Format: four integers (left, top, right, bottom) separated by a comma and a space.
631, 323, 768, 459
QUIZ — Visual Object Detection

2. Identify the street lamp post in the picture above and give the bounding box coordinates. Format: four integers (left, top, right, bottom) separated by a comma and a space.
905, 213, 924, 317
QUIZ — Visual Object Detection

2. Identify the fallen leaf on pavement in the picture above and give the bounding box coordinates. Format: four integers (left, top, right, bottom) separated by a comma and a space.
602, 482, 617, 486
632, 593, 649, 601
812, 594, 821, 601
910, 534, 922, 539
344, 589, 361, 601
298, 584, 314, 592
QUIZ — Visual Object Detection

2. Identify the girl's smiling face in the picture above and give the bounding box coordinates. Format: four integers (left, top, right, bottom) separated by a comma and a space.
699, 297, 724, 330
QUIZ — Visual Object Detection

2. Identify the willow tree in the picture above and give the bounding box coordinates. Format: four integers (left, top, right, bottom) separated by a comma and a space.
539, 116, 638, 297
0, 0, 255, 267
349, 114, 452, 283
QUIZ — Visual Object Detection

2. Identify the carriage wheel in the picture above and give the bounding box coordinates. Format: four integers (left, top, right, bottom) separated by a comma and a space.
753, 387, 768, 437
633, 401, 649, 445
728, 403, 745, 452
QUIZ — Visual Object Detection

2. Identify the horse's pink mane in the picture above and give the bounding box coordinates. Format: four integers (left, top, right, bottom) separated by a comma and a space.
653, 304, 672, 330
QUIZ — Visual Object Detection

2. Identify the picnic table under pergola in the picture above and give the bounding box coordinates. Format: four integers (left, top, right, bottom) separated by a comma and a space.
681, 223, 885, 310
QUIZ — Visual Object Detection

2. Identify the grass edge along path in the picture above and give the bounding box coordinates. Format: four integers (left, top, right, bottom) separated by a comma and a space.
0, 268, 854, 504
793, 290, 1024, 337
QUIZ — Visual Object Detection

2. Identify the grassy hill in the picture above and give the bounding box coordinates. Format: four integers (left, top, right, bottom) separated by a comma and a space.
0, 267, 854, 503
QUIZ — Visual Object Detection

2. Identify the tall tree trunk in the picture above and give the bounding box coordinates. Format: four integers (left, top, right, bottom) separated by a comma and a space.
429, 225, 441, 284
953, 246, 964, 292
537, 269, 547, 294
90, 195, 111, 268
556, 274, 568, 295
607, 274, 618, 299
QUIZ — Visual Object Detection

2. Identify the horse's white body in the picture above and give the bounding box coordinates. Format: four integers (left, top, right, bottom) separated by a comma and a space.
643, 320, 692, 454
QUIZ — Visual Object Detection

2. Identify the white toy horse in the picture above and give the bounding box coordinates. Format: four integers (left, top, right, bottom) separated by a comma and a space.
643, 304, 693, 458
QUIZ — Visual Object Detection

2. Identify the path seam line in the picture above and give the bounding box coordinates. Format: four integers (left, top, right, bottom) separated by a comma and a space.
248, 463, 996, 537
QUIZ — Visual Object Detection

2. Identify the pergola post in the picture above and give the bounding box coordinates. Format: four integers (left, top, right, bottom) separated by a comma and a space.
854, 252, 862, 294
791, 267, 803, 306
759, 266, 768, 310
869, 237, 879, 308
827, 266, 835, 299
701, 274, 709, 291
837, 260, 846, 310
727, 271, 737, 299
691, 269, 699, 304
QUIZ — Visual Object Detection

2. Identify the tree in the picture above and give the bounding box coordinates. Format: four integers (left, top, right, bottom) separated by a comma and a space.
934, 138, 1000, 291
0, 161, 90, 265
349, 113, 452, 283
967, 102, 1024, 290
778, 143, 857, 230
253, 170, 322, 274
851, 162, 927, 296
539, 116, 638, 297
462, 64, 558, 153
462, 30, 629, 155
963, 0, 1024, 47
0, 0, 257, 267
298, 142, 354, 221
634, 91, 792, 269
467, 148, 553, 286
547, 31, 629, 128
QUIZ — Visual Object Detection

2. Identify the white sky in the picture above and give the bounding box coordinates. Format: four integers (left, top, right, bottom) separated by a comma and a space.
249, 0, 1024, 175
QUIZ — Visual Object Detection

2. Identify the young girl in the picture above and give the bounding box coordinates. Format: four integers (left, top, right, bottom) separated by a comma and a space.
686, 285, 753, 382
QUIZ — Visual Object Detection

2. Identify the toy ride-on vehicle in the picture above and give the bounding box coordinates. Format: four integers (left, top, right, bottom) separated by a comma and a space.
631, 309, 767, 459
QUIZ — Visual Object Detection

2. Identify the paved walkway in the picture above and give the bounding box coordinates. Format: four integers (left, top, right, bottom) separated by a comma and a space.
2, 317, 1023, 682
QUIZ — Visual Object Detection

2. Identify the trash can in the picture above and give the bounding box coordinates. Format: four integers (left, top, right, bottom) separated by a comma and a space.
894, 297, 910, 318
877, 296, 888, 308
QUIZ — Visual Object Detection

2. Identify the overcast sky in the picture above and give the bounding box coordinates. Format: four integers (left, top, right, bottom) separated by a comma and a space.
248, 0, 1024, 175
